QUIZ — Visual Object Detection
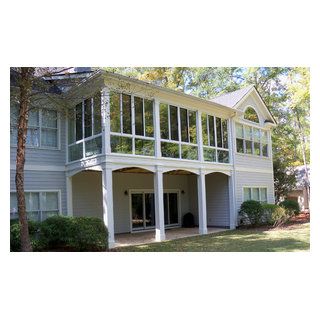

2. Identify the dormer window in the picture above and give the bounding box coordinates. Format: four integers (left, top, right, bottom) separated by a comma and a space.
244, 107, 259, 123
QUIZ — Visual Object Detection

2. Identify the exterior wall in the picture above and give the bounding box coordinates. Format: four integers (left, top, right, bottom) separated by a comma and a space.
72, 171, 103, 219
112, 172, 194, 234
10, 114, 67, 167
206, 173, 230, 227
235, 171, 275, 219
10, 169, 67, 214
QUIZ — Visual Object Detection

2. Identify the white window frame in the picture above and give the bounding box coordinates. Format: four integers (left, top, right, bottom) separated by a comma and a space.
67, 94, 103, 163
10, 107, 61, 150
235, 122, 270, 158
202, 112, 230, 164
10, 189, 62, 221
242, 186, 268, 203
243, 105, 261, 125
109, 91, 156, 157
129, 189, 181, 233
159, 102, 199, 161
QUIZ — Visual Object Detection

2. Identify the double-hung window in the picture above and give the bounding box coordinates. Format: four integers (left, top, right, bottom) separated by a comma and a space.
10, 106, 59, 149
236, 123, 269, 157
68, 93, 102, 162
202, 113, 229, 163
243, 187, 268, 203
10, 191, 60, 221
110, 92, 155, 156
160, 103, 198, 160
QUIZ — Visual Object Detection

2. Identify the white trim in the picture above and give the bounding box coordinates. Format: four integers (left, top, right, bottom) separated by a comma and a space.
10, 164, 66, 172
10, 189, 62, 219
242, 105, 261, 126
242, 186, 268, 203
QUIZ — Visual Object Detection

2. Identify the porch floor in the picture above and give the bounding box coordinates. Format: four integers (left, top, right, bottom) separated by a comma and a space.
114, 227, 227, 248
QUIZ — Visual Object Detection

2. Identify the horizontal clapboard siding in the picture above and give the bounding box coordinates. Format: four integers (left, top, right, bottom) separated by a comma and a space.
235, 171, 275, 214
206, 173, 230, 227
72, 171, 103, 220
10, 115, 67, 166
10, 169, 67, 214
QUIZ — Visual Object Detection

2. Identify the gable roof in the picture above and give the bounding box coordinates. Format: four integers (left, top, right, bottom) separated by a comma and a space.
211, 85, 254, 108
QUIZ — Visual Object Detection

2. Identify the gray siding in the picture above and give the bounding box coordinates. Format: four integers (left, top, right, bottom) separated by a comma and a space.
10, 169, 67, 214
235, 171, 275, 215
234, 153, 273, 171
72, 171, 103, 219
206, 173, 230, 227
10, 114, 67, 167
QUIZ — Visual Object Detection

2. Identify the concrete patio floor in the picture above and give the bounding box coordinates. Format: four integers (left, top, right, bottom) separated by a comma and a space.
114, 227, 227, 247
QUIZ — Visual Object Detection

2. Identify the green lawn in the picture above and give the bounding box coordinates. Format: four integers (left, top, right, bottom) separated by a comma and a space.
113, 223, 310, 252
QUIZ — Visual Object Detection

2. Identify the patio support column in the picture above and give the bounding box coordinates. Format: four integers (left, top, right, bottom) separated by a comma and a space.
198, 170, 208, 235
102, 166, 115, 248
154, 167, 165, 241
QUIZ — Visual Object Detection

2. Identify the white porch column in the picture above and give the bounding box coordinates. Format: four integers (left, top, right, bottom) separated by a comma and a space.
198, 170, 208, 234
154, 167, 165, 241
102, 166, 115, 248
102, 87, 111, 155
228, 172, 236, 229
197, 110, 204, 162
66, 175, 73, 217
154, 98, 161, 158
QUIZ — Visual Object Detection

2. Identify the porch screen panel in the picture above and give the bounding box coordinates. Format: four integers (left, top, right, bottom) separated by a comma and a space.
160, 103, 169, 139
208, 115, 215, 147
84, 98, 92, 138
75, 103, 83, 141
93, 93, 102, 135
189, 111, 197, 144
216, 117, 222, 148
110, 92, 121, 133
144, 99, 154, 137
170, 105, 179, 141
180, 108, 188, 142
201, 114, 208, 145
134, 96, 144, 136
122, 94, 132, 134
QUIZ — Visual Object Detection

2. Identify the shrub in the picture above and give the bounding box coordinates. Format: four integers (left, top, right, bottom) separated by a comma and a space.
10, 220, 42, 252
261, 203, 279, 224
280, 200, 300, 216
239, 200, 263, 226
270, 206, 290, 227
39, 216, 108, 251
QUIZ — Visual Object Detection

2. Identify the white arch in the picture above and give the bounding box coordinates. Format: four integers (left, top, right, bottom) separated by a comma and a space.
111, 164, 155, 173
243, 105, 261, 124
204, 170, 231, 177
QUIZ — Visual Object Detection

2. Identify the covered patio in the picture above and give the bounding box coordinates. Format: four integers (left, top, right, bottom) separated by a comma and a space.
114, 227, 227, 248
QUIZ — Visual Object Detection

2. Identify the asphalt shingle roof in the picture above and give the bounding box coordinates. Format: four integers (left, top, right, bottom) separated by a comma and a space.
211, 85, 254, 108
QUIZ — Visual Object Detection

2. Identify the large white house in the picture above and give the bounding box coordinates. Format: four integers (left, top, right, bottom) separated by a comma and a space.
10, 68, 276, 248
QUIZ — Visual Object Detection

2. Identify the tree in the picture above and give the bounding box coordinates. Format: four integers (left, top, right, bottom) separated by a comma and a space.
11, 67, 74, 251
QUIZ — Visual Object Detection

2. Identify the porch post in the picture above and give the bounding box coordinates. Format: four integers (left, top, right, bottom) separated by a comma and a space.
198, 170, 208, 234
66, 175, 73, 217
154, 167, 165, 241
102, 166, 115, 248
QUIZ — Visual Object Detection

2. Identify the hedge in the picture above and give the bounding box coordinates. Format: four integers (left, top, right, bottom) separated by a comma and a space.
10, 216, 108, 252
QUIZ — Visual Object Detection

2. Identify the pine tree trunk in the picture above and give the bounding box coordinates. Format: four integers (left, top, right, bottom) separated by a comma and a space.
15, 67, 35, 252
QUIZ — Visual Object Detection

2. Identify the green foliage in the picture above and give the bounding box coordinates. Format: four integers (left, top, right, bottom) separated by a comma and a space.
239, 200, 263, 226
10, 220, 42, 252
273, 159, 297, 202
270, 206, 290, 228
39, 216, 108, 251
280, 200, 300, 216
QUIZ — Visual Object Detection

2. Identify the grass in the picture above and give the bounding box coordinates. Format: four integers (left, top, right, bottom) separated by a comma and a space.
112, 223, 310, 252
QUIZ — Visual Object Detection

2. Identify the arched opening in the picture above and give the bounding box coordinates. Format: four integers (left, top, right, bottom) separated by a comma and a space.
205, 172, 230, 228
244, 106, 260, 123
163, 169, 198, 229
